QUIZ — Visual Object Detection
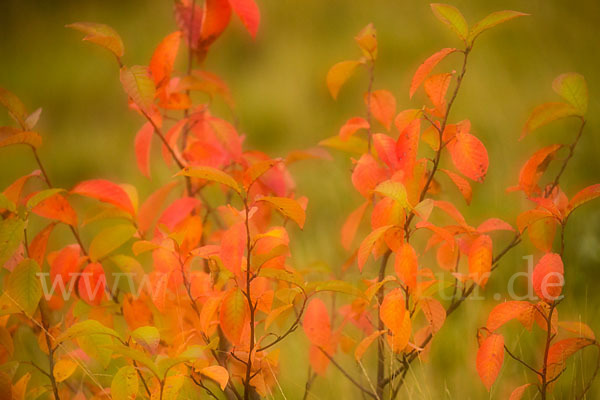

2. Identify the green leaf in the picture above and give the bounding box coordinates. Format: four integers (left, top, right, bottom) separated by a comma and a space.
0, 217, 24, 266
552, 73, 588, 115
120, 65, 156, 113
468, 10, 529, 44
78, 333, 113, 368
26, 189, 65, 209
111, 366, 139, 400
66, 22, 124, 58
521, 102, 580, 139
373, 180, 410, 208
431, 4, 469, 42
0, 87, 28, 127
0, 194, 16, 212
108, 344, 160, 378
176, 166, 241, 193
89, 224, 136, 262
309, 280, 364, 298
132, 326, 160, 353
259, 268, 304, 287
5, 259, 42, 316
56, 319, 121, 343
319, 135, 368, 154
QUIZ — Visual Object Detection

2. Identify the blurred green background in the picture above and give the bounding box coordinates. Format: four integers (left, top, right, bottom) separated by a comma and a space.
1, 0, 600, 398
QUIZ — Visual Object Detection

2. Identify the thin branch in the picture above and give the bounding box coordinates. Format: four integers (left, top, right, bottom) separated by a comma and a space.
547, 117, 586, 195
318, 347, 378, 399
504, 345, 542, 376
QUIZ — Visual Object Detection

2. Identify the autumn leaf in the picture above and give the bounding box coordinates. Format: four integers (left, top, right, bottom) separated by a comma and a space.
229, 0, 260, 38
0, 87, 28, 127
430, 4, 469, 42
120, 65, 156, 113
532, 253, 564, 302
567, 183, 600, 216
341, 201, 369, 250
508, 384, 531, 400
517, 144, 562, 196
177, 165, 241, 193
0, 131, 42, 149
476, 333, 504, 391
365, 90, 396, 131
303, 298, 331, 347
420, 297, 446, 334
78, 263, 107, 305
352, 154, 387, 197
521, 102, 579, 139
220, 289, 248, 345
134, 122, 154, 178
339, 116, 369, 141
111, 366, 139, 400
394, 243, 418, 290
468, 10, 529, 44
380, 289, 406, 335
53, 359, 78, 382
71, 179, 136, 215
424, 73, 452, 115
257, 196, 306, 229
468, 234, 492, 287
327, 60, 362, 100
66, 22, 124, 58
354, 330, 386, 361
354, 23, 377, 60
441, 168, 472, 204
486, 301, 535, 331
448, 132, 489, 182
150, 31, 182, 87
200, 365, 229, 390
410, 48, 456, 98
552, 72, 588, 115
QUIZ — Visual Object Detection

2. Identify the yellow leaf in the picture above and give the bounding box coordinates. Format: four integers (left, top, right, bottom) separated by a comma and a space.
326, 60, 362, 100
200, 366, 229, 390
53, 359, 78, 382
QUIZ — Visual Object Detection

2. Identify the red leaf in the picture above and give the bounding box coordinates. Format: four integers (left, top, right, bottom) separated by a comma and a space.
365, 90, 396, 131
476, 333, 504, 391
410, 48, 456, 98
29, 223, 57, 267
157, 197, 200, 231
395, 118, 420, 178
339, 117, 369, 141
532, 253, 564, 302
303, 298, 331, 347
71, 179, 135, 215
477, 218, 514, 233
201, 0, 232, 48
134, 122, 154, 178
228, 0, 260, 38
448, 132, 489, 182
373, 133, 398, 170
149, 31, 182, 87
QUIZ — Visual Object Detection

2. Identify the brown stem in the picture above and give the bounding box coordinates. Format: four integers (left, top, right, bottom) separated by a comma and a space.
365, 60, 375, 152
376, 251, 391, 397
302, 367, 317, 400
40, 307, 60, 400
504, 345, 542, 376
243, 198, 256, 400
540, 302, 557, 400
546, 117, 586, 195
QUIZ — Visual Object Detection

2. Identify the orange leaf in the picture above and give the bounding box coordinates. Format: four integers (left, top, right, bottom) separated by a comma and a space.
357, 225, 392, 271
410, 48, 456, 98
200, 0, 232, 48
476, 333, 504, 391
517, 144, 562, 196
134, 122, 154, 178
29, 223, 56, 267
532, 253, 563, 302
354, 330, 386, 361
327, 60, 361, 100
66, 22, 124, 58
78, 262, 107, 306
380, 289, 406, 334
486, 301, 534, 331
394, 243, 418, 291
441, 168, 472, 204
476, 218, 514, 233
558, 321, 595, 340
220, 222, 246, 277
339, 117, 369, 141
420, 297, 446, 334
354, 23, 377, 60
567, 183, 600, 216
72, 179, 135, 215
424, 73, 452, 115
448, 132, 489, 182
508, 383, 531, 400
341, 201, 369, 250
200, 296, 222, 335
547, 337, 595, 381
149, 31, 182, 87
200, 366, 229, 390
468, 234, 492, 287
528, 216, 557, 253
365, 90, 396, 131
138, 181, 179, 234
351, 154, 387, 197
220, 289, 248, 345
303, 298, 331, 347
31, 193, 78, 226
396, 118, 421, 178
229, 0, 260, 38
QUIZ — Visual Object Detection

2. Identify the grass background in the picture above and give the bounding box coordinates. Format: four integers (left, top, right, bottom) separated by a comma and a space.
1, 0, 600, 398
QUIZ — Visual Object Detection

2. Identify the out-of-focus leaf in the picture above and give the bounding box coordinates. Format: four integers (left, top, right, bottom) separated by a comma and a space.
66, 22, 124, 58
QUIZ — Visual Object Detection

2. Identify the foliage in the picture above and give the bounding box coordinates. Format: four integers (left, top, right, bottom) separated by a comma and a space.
0, 1, 598, 399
